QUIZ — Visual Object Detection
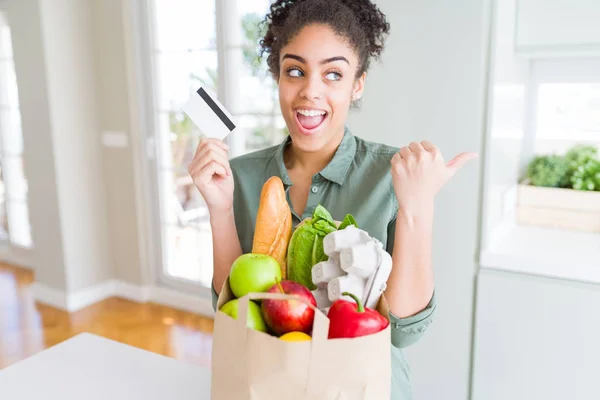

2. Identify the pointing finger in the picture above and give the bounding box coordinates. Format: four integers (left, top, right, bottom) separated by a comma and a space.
446, 152, 478, 173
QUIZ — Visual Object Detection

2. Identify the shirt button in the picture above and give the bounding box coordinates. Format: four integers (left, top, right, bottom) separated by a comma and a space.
311, 186, 319, 193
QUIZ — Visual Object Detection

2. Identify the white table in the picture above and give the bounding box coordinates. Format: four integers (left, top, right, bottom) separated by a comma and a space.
0, 333, 211, 399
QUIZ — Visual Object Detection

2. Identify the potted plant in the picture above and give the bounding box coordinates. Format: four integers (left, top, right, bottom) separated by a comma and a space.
517, 144, 600, 233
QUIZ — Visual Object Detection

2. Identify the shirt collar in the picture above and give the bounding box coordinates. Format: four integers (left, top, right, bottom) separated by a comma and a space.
274, 126, 356, 186
318, 126, 356, 185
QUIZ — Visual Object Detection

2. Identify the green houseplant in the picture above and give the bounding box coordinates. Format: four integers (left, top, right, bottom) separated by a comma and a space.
571, 158, 600, 191
518, 143, 600, 233
525, 154, 569, 188
525, 144, 600, 192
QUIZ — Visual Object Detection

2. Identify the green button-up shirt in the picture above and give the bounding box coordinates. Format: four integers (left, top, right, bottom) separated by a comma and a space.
211, 126, 436, 400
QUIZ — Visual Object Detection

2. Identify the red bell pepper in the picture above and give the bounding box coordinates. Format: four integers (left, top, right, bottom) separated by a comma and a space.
327, 292, 389, 339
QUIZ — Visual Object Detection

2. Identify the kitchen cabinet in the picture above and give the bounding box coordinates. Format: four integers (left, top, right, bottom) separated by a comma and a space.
471, 268, 600, 400
515, 0, 600, 57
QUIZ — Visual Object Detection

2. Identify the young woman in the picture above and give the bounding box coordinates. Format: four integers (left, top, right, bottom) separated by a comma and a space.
188, 0, 476, 397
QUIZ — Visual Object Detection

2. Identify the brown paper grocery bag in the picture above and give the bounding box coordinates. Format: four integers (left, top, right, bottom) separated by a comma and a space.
211, 278, 391, 400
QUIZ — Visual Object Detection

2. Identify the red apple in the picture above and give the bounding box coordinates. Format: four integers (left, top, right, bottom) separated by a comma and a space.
261, 280, 316, 336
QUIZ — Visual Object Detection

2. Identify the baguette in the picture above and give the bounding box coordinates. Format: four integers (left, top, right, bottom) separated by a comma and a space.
252, 176, 292, 279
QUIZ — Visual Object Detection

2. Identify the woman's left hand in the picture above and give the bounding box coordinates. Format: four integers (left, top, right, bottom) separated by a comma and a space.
391, 141, 478, 217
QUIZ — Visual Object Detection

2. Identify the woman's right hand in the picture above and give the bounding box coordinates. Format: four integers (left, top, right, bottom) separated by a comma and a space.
188, 138, 234, 214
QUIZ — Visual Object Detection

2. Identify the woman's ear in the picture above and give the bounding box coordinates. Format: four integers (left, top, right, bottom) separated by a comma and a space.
352, 72, 366, 101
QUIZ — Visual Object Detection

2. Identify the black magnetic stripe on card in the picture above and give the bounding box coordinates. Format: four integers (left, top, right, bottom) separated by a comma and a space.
197, 88, 236, 131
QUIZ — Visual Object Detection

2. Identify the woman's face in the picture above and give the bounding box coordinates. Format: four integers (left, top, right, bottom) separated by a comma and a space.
278, 24, 365, 153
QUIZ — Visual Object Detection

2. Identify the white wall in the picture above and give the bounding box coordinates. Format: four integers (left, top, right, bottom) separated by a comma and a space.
348, 1, 490, 399
8, 0, 112, 294
6, 0, 67, 290
515, 0, 600, 56
6, 0, 147, 301
91, 0, 146, 286
38, 0, 112, 292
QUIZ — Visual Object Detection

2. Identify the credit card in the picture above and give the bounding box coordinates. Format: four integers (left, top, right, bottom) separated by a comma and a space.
182, 86, 236, 140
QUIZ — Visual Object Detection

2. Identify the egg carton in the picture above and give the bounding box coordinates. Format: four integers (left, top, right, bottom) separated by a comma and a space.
311, 225, 392, 312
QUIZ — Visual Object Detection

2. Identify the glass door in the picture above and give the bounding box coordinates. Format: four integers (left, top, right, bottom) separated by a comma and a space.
147, 0, 219, 290
142, 0, 284, 293
0, 10, 33, 267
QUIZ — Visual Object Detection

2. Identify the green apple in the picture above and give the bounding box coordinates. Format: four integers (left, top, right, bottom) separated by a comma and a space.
219, 299, 267, 332
229, 253, 281, 298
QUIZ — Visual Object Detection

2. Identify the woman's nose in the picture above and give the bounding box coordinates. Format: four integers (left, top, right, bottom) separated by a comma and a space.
299, 77, 323, 101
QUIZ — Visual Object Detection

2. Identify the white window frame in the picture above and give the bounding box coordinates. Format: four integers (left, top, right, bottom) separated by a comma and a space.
518, 58, 600, 172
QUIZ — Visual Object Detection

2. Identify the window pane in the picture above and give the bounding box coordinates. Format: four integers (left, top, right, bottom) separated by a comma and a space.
237, 5, 280, 115
157, 169, 178, 226
6, 200, 31, 248
0, 16, 32, 251
236, 49, 279, 114
154, 50, 218, 111
237, 0, 272, 45
163, 224, 213, 286
238, 0, 272, 16
0, 60, 19, 107
152, 0, 216, 51
0, 108, 24, 156
535, 83, 600, 154
236, 114, 287, 154
0, 174, 7, 241
155, 111, 200, 169
2, 156, 27, 202
490, 84, 526, 139
0, 13, 13, 58
158, 167, 207, 224
536, 83, 600, 139
160, 164, 212, 285
195, 226, 213, 287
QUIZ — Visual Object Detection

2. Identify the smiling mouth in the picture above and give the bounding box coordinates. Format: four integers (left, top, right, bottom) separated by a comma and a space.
295, 109, 328, 131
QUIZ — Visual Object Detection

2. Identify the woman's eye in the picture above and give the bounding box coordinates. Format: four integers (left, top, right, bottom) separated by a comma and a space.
326, 71, 342, 81
287, 68, 303, 77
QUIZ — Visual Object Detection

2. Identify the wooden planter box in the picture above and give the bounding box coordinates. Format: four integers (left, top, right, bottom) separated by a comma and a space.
517, 183, 600, 233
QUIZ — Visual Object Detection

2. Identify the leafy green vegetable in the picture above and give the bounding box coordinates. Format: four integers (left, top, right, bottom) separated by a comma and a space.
313, 219, 338, 235
312, 204, 334, 223
338, 214, 358, 230
287, 205, 357, 290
